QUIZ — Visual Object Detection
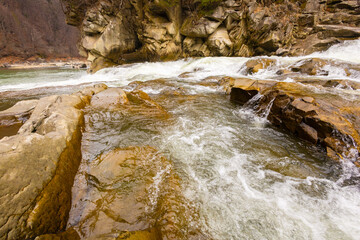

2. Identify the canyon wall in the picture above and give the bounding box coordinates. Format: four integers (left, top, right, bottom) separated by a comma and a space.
61, 0, 360, 72
0, 0, 80, 61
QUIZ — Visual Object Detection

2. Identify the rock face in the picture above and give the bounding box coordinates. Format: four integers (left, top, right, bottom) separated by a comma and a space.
0, 84, 107, 239
229, 78, 360, 166
61, 0, 360, 72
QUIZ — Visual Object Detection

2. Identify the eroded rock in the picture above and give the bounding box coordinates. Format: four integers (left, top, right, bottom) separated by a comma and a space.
90, 88, 129, 109
0, 84, 107, 239
68, 146, 202, 239
243, 58, 277, 74
61, 0, 360, 71
229, 78, 360, 165
90, 86, 170, 119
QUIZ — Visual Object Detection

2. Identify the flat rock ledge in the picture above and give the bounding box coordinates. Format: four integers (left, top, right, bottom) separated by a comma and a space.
0, 84, 107, 239
228, 78, 360, 166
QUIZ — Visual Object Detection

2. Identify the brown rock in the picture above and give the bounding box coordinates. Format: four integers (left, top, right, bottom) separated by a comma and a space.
291, 58, 329, 76
230, 79, 360, 165
60, 0, 360, 71
244, 58, 277, 74
290, 98, 318, 116
90, 88, 129, 109
297, 122, 318, 144
68, 146, 201, 239
0, 99, 38, 139
0, 85, 107, 239
206, 27, 233, 56
35, 228, 80, 240
180, 17, 222, 38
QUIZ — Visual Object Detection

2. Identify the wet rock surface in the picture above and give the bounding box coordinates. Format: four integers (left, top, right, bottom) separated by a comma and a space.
0, 99, 38, 139
68, 146, 197, 239
90, 87, 171, 119
0, 84, 106, 239
229, 78, 360, 165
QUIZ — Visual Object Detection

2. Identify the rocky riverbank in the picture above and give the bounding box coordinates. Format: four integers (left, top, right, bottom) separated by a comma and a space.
60, 0, 360, 72
0, 57, 88, 70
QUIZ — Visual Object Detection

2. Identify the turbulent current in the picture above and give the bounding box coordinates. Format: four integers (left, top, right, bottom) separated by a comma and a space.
1, 40, 360, 239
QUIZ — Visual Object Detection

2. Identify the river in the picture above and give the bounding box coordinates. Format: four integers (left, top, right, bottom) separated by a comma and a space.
1, 40, 360, 239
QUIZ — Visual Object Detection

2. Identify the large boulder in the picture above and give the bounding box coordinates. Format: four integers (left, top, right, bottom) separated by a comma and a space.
0, 84, 107, 239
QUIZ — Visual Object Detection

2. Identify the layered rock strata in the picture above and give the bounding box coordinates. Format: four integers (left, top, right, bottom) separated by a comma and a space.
61, 0, 360, 72
228, 78, 360, 166
0, 84, 107, 239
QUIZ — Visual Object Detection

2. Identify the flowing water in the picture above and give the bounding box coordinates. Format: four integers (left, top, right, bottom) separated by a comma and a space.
1, 40, 360, 239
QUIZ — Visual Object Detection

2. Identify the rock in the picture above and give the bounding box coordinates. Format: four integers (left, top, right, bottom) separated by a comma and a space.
90, 88, 129, 109
317, 25, 360, 39
183, 37, 210, 57
298, 14, 315, 27
35, 228, 80, 240
243, 58, 277, 74
89, 86, 170, 119
230, 79, 360, 165
76, 83, 108, 104
297, 122, 318, 144
68, 146, 201, 239
60, 0, 360, 71
0, 85, 107, 239
206, 27, 233, 56
126, 90, 170, 118
290, 58, 329, 75
0, 99, 38, 139
180, 17, 222, 38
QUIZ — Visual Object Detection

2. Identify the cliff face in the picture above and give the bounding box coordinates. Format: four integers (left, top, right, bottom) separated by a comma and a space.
61, 0, 360, 72
0, 0, 80, 61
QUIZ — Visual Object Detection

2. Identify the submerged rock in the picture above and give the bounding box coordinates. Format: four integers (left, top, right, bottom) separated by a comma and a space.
229, 78, 360, 165
68, 146, 203, 239
90, 87, 170, 119
0, 84, 107, 239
